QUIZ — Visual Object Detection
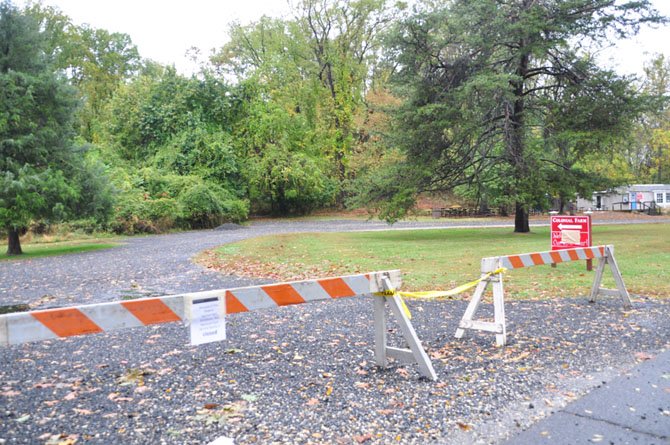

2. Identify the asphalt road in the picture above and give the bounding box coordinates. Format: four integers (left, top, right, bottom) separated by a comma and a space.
505, 348, 670, 445
1, 218, 669, 444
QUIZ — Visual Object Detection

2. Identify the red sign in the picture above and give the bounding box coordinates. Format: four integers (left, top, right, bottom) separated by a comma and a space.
551, 215, 591, 250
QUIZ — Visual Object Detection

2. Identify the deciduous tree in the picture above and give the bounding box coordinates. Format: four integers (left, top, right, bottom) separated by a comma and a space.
212, 0, 392, 206
23, 2, 140, 142
639, 54, 670, 182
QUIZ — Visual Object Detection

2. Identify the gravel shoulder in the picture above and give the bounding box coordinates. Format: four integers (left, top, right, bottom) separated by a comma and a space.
1, 217, 669, 444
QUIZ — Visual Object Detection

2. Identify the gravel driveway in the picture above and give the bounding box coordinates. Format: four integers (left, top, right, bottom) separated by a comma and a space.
1, 218, 669, 444
1, 219, 542, 307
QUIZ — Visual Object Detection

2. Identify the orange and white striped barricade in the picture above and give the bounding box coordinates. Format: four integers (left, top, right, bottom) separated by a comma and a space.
455, 245, 630, 346
0, 270, 436, 380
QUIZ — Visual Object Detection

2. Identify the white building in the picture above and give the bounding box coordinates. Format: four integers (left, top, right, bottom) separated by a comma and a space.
577, 184, 670, 213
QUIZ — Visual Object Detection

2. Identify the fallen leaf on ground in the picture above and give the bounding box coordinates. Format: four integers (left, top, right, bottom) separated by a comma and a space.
354, 433, 372, 443
396, 368, 410, 378
634, 352, 654, 362
241, 394, 258, 402
508, 351, 531, 362
15, 414, 30, 423
0, 390, 20, 397
134, 386, 150, 394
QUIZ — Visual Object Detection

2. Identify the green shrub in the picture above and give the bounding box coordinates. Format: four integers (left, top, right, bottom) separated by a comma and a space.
153, 127, 241, 186
248, 148, 336, 215
62, 218, 107, 234
142, 197, 182, 231
110, 169, 247, 233
178, 182, 248, 228
111, 192, 181, 234
221, 198, 249, 223
135, 167, 200, 198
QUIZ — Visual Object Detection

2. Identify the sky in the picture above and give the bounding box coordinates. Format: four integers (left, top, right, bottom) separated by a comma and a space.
21, 0, 294, 73
16, 0, 670, 77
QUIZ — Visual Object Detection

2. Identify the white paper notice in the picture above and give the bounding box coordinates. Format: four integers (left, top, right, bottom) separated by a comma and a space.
190, 297, 226, 345
561, 229, 580, 245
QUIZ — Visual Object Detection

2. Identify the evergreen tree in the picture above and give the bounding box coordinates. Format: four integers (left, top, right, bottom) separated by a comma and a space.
0, 2, 86, 254
381, 0, 665, 231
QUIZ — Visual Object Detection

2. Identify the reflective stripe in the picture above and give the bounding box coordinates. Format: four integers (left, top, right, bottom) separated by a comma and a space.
79, 304, 143, 331
291, 281, 331, 302
518, 254, 534, 267
342, 275, 371, 295
529, 253, 544, 266
225, 291, 248, 314
4, 313, 58, 345
318, 277, 356, 298
262, 283, 306, 306
121, 299, 181, 325
228, 287, 278, 312
31, 308, 102, 337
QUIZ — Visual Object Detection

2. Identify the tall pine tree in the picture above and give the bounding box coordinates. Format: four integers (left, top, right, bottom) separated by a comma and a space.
1, 1, 80, 254
384, 0, 665, 231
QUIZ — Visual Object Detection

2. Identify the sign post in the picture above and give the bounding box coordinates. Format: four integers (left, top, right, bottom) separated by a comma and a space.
550, 215, 592, 271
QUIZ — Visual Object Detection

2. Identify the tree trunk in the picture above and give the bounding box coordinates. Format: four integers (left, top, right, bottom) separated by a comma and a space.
514, 202, 529, 233
335, 145, 347, 208
7, 228, 23, 255
509, 28, 531, 234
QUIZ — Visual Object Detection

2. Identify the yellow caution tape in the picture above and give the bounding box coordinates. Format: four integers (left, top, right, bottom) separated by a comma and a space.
373, 289, 413, 319
398, 296, 412, 320
374, 268, 508, 320
398, 268, 507, 300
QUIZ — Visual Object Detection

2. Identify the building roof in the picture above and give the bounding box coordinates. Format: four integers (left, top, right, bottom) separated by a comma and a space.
627, 184, 670, 192
588, 184, 670, 196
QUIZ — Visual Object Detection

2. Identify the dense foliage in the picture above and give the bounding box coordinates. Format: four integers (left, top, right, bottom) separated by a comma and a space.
1, 0, 668, 253
0, 2, 113, 254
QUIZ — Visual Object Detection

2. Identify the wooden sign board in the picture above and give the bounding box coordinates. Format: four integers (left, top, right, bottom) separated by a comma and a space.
550, 215, 592, 270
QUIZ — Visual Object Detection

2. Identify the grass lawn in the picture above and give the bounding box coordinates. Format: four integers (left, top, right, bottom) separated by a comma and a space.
201, 223, 670, 299
0, 240, 119, 261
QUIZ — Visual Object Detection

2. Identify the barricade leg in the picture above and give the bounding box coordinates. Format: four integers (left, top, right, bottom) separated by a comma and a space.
373, 277, 437, 380
454, 278, 488, 339
589, 257, 608, 303
492, 273, 507, 346
373, 293, 387, 367
606, 246, 632, 308
589, 246, 631, 308
455, 273, 507, 346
